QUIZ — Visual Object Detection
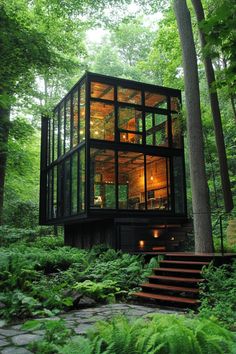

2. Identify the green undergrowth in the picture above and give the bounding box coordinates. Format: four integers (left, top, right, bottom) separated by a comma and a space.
198, 261, 236, 330
0, 228, 157, 322
23, 315, 236, 354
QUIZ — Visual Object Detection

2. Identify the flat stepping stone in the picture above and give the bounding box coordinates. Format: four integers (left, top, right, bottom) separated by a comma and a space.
11, 334, 41, 346
1, 348, 32, 354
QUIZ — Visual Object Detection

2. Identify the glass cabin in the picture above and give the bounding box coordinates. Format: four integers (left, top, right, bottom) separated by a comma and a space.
40, 72, 187, 251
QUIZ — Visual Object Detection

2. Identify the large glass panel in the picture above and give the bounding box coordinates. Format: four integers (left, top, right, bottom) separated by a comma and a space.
172, 113, 183, 148
91, 82, 114, 101
71, 152, 78, 214
48, 169, 52, 219
118, 152, 144, 209
79, 83, 86, 142
90, 149, 115, 209
59, 104, 64, 156
118, 87, 141, 105
72, 89, 78, 147
173, 156, 185, 214
52, 165, 57, 218
64, 158, 71, 216
65, 98, 71, 152
79, 147, 85, 212
145, 92, 167, 109
146, 156, 170, 210
53, 112, 58, 161
49, 119, 53, 165
145, 112, 168, 147
90, 101, 115, 141
171, 97, 180, 111
57, 164, 63, 217
119, 107, 142, 132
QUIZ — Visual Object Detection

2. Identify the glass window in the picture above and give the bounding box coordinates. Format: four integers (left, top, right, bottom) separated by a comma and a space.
146, 156, 170, 211
48, 170, 52, 219
49, 119, 53, 165
79, 83, 86, 142
90, 101, 115, 141
71, 153, 78, 214
59, 104, 64, 156
171, 97, 180, 111
145, 92, 167, 109
91, 82, 114, 101
145, 112, 168, 147
172, 113, 183, 148
57, 164, 63, 217
90, 149, 115, 209
64, 158, 71, 216
118, 87, 141, 105
120, 132, 142, 144
79, 147, 85, 212
53, 112, 58, 161
118, 152, 144, 209
65, 98, 71, 152
173, 156, 185, 214
72, 89, 78, 147
52, 165, 57, 218
119, 107, 142, 132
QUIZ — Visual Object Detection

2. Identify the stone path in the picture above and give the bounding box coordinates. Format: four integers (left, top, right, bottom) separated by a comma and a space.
0, 303, 184, 354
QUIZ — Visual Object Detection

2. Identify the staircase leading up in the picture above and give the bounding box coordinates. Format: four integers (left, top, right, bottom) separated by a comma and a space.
133, 253, 212, 309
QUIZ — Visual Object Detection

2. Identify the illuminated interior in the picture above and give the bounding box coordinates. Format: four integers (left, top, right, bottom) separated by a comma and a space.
44, 72, 185, 222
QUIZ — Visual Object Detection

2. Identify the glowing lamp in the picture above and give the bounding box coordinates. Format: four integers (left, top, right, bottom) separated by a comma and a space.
153, 230, 159, 238
139, 240, 145, 249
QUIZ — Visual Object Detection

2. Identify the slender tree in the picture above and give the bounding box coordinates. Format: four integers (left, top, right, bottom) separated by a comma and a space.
191, 0, 233, 213
173, 0, 213, 252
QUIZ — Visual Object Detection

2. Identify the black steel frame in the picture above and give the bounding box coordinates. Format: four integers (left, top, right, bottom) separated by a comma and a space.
39, 72, 187, 225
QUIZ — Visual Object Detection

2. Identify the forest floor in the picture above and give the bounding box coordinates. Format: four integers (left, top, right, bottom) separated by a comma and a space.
0, 303, 183, 354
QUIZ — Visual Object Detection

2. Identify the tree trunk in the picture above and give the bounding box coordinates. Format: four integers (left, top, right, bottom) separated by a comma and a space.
173, 0, 213, 253
222, 58, 236, 124
0, 102, 10, 225
191, 0, 234, 213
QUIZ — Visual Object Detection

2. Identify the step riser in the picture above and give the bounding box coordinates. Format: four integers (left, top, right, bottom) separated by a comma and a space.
154, 270, 203, 278
141, 286, 199, 299
159, 261, 209, 270
165, 256, 213, 262
148, 277, 202, 287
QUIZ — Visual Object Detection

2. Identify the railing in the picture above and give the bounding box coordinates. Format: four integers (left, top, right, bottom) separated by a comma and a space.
212, 212, 224, 255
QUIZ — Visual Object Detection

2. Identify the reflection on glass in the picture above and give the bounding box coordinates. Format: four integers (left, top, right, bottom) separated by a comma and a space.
80, 83, 86, 142
57, 164, 62, 217
90, 101, 115, 141
72, 90, 78, 147
118, 87, 141, 105
145, 92, 167, 109
64, 158, 70, 216
171, 97, 180, 111
48, 170, 52, 219
173, 156, 185, 214
53, 166, 57, 218
119, 107, 142, 132
91, 82, 114, 101
145, 112, 168, 147
71, 153, 78, 214
120, 132, 142, 144
53, 112, 58, 161
59, 105, 64, 156
79, 147, 85, 211
65, 99, 71, 152
172, 113, 183, 148
90, 149, 115, 209
118, 152, 144, 209
49, 119, 53, 165
146, 156, 170, 210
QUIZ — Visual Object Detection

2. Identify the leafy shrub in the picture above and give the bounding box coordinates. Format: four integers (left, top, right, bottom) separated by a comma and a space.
59, 315, 235, 354
4, 200, 39, 229
0, 226, 37, 246
73, 280, 123, 302
199, 261, 236, 329
23, 319, 74, 354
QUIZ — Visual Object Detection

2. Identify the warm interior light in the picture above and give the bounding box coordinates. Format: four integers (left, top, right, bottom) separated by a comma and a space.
153, 230, 159, 238
139, 240, 145, 248
80, 130, 83, 134
95, 131, 99, 135
171, 237, 175, 241
150, 176, 154, 181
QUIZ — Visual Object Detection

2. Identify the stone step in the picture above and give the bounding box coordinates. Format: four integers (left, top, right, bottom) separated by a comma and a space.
133, 292, 199, 305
